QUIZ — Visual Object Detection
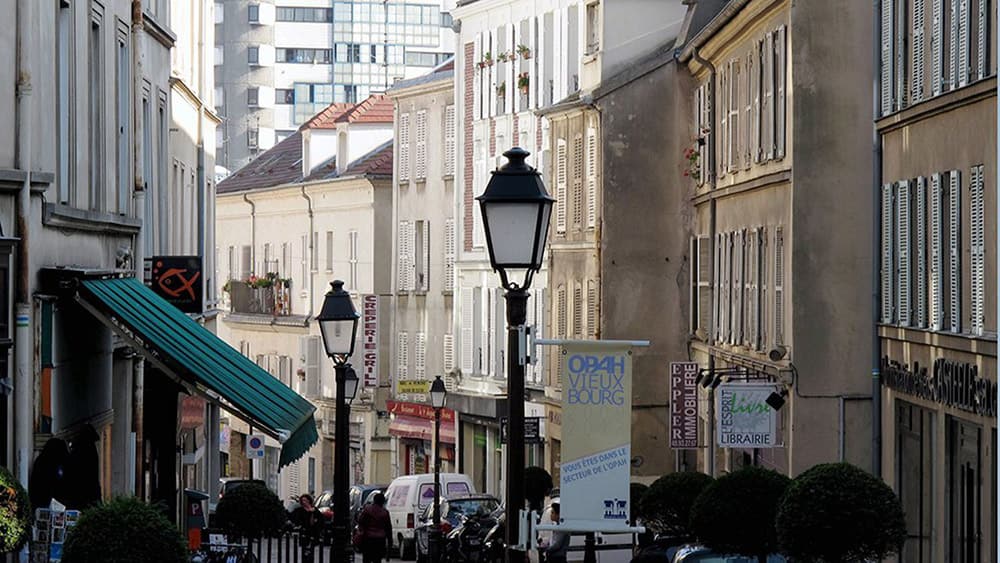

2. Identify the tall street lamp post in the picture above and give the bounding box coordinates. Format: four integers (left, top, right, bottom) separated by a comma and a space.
476, 147, 554, 563
317, 280, 361, 563
428, 375, 447, 563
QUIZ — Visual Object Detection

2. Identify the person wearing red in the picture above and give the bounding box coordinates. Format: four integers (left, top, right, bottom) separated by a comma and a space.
356, 492, 393, 563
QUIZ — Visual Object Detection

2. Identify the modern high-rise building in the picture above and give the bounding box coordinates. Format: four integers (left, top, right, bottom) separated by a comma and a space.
214, 0, 456, 172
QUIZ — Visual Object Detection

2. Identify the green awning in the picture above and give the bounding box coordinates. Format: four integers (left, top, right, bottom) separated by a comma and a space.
77, 277, 318, 467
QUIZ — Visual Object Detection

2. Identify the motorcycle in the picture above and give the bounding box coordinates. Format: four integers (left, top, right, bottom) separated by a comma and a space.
441, 508, 500, 563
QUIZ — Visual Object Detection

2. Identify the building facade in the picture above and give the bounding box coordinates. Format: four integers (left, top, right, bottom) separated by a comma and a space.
876, 0, 997, 561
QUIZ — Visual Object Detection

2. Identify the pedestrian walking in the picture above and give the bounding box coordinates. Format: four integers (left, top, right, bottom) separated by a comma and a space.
290, 493, 325, 563
541, 503, 569, 563
357, 492, 393, 563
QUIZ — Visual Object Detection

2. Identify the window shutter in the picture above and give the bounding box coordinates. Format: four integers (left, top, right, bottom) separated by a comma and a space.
752, 41, 762, 163
533, 292, 545, 383
915, 177, 928, 328
415, 110, 427, 180
757, 227, 768, 350
950, 0, 961, 89
444, 219, 455, 293
556, 139, 567, 233
958, 0, 970, 86
443, 334, 455, 374
775, 26, 787, 159
483, 288, 493, 376
930, 173, 944, 330
896, 0, 908, 110
720, 233, 730, 343
701, 83, 712, 182
586, 127, 597, 229
415, 332, 426, 380
399, 113, 410, 181
728, 59, 740, 173
460, 289, 474, 373
398, 332, 409, 380
573, 283, 583, 338
743, 51, 753, 170
913, 0, 926, 102
731, 230, 743, 344
444, 105, 456, 176
933, 0, 945, 94
970, 165, 985, 335
881, 0, 894, 114
774, 227, 785, 345
977, 0, 988, 79
305, 335, 320, 397
697, 236, 712, 336
557, 285, 567, 339
948, 170, 961, 332
745, 229, 757, 348
587, 280, 598, 337
694, 86, 703, 185
719, 66, 728, 178
572, 134, 584, 226
713, 233, 722, 342
397, 220, 409, 291
897, 180, 912, 326
881, 183, 896, 323
763, 32, 775, 159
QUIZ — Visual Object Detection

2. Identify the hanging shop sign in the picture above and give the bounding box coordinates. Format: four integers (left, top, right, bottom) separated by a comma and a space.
387, 400, 456, 423
881, 356, 997, 417
716, 382, 780, 448
499, 416, 542, 444
146, 256, 203, 313
362, 294, 379, 387
669, 362, 699, 448
398, 380, 431, 395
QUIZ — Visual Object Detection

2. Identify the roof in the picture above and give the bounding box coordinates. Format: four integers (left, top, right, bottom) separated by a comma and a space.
678, 0, 750, 62
301, 140, 394, 182
388, 69, 455, 94
217, 132, 306, 194
334, 94, 394, 124
302, 102, 354, 129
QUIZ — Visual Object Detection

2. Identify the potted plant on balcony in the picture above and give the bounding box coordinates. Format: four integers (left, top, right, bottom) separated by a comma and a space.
496, 81, 506, 98
497, 50, 515, 63
517, 44, 532, 59
517, 72, 530, 95
477, 52, 493, 70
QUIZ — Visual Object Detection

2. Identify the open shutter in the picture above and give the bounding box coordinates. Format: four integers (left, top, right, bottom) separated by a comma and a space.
719, 66, 728, 177
745, 229, 757, 348
572, 134, 584, 227
881, 0, 894, 115
732, 230, 743, 344
697, 236, 712, 336
443, 334, 455, 374
701, 83, 712, 182
763, 32, 775, 159
896, 0, 909, 109
915, 177, 928, 328
444, 219, 456, 293
444, 105, 456, 176
397, 220, 411, 291
557, 285, 567, 339
752, 41, 762, 163
958, 0, 970, 86
586, 127, 597, 229
556, 139, 567, 233
483, 289, 493, 376
415, 110, 428, 180
743, 51, 753, 169
977, 0, 989, 79
305, 335, 320, 397
933, 0, 945, 94
728, 60, 740, 173
398, 332, 409, 380
970, 165, 985, 335
774, 227, 785, 345
951, 0, 961, 89
775, 26, 787, 159
719, 233, 729, 343
587, 279, 599, 338
898, 180, 912, 326
930, 173, 944, 329
913, 0, 926, 102
881, 183, 896, 323
948, 170, 961, 332
415, 332, 426, 380
460, 289, 474, 373
757, 227, 768, 350
713, 234, 722, 342
399, 113, 410, 181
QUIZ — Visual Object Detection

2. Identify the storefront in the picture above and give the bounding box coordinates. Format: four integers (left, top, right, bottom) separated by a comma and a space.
544, 402, 562, 483
387, 400, 456, 476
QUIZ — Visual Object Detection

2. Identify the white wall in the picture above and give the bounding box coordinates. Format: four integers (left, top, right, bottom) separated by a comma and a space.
602, 0, 685, 77
341, 123, 393, 168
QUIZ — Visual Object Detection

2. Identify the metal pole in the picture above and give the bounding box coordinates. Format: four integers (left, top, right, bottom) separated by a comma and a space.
430, 407, 442, 563
334, 363, 353, 563
504, 289, 528, 563
583, 533, 596, 563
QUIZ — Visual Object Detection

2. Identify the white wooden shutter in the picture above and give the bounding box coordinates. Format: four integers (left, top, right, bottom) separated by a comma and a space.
572, 134, 584, 226
896, 0, 908, 109
933, 0, 945, 94
586, 127, 597, 228
415, 110, 427, 180
398, 332, 409, 380
913, 0, 926, 102
745, 229, 757, 347
758, 227, 768, 350
731, 230, 743, 344
573, 283, 583, 337
719, 65, 728, 177
696, 236, 712, 336
415, 332, 426, 380
721, 232, 730, 343
881, 0, 894, 114
701, 82, 712, 182
397, 220, 412, 291
774, 227, 785, 345
557, 285, 567, 338
399, 113, 410, 181
444, 219, 456, 293
948, 170, 961, 332
958, 0, 970, 86
897, 180, 912, 326
728, 59, 740, 173
930, 173, 944, 329
881, 183, 896, 323
970, 165, 985, 335
460, 289, 474, 373
752, 41, 762, 163
556, 139, 567, 233
977, 0, 988, 79
444, 105, 456, 176
305, 335, 320, 397
443, 334, 455, 374
587, 279, 599, 337
713, 233, 722, 342
775, 26, 787, 159
483, 288, 492, 376
915, 177, 928, 328
951, 0, 961, 89
763, 32, 775, 159
743, 51, 753, 170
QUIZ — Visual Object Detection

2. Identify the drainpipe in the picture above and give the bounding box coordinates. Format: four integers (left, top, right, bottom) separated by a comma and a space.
131, 0, 145, 497
243, 194, 257, 274
691, 47, 717, 476
870, 0, 883, 478
300, 186, 315, 318
14, 0, 34, 487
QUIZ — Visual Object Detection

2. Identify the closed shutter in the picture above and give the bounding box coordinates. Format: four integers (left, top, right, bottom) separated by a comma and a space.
303, 335, 320, 397
572, 134, 584, 227
241, 245, 252, 278
752, 41, 762, 164
443, 334, 455, 374
930, 173, 944, 330
951, 0, 961, 89
913, 0, 926, 102
397, 220, 412, 291
970, 165, 985, 335
719, 66, 728, 177
977, 0, 989, 79
896, 0, 909, 109
533, 292, 545, 383
881, 183, 896, 323
697, 236, 712, 336
586, 127, 597, 228
415, 332, 426, 380
444, 219, 456, 293
958, 0, 970, 86
745, 229, 757, 348
757, 228, 768, 350
399, 113, 410, 181
557, 285, 567, 338
482, 289, 492, 375
933, 0, 945, 94
713, 233, 722, 342
728, 59, 739, 173
415, 110, 427, 180
732, 230, 743, 345
556, 139, 567, 233
763, 32, 775, 159
774, 227, 785, 345
573, 283, 583, 338
881, 0, 894, 114
720, 233, 730, 343
460, 289, 474, 373
444, 105, 456, 176
587, 279, 599, 337
915, 177, 929, 328
743, 51, 753, 170
775, 26, 787, 159
897, 180, 912, 326
398, 332, 409, 380
948, 170, 961, 332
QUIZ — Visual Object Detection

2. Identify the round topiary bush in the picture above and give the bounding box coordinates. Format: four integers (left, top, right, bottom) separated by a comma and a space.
62, 497, 187, 563
524, 466, 554, 512
639, 472, 713, 537
0, 466, 30, 553
689, 466, 790, 562
629, 482, 648, 523
776, 462, 906, 562
215, 482, 287, 538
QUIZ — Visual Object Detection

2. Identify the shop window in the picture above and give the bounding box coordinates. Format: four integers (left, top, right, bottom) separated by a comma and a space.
947, 417, 982, 563
896, 401, 935, 562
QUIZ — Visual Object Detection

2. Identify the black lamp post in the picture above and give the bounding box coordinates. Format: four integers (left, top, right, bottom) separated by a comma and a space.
428, 375, 447, 563
317, 280, 361, 563
476, 147, 553, 563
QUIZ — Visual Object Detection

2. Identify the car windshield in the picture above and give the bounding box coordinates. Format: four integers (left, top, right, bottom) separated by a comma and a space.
447, 498, 500, 518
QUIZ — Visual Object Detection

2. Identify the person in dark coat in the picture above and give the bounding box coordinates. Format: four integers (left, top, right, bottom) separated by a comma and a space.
64, 425, 102, 510
28, 438, 70, 510
290, 493, 325, 563
357, 492, 393, 563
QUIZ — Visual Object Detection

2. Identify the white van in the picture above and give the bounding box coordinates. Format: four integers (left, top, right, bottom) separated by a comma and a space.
384, 473, 476, 559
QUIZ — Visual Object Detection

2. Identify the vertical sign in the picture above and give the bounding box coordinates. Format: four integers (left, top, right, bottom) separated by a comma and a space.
716, 382, 780, 448
362, 294, 379, 387
669, 362, 699, 448
559, 341, 633, 529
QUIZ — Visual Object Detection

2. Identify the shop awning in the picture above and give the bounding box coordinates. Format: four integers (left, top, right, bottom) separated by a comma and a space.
77, 277, 318, 467
389, 415, 456, 444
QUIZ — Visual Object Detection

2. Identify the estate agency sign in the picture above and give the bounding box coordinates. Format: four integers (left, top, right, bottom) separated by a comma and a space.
559, 341, 633, 528
669, 362, 699, 448
716, 382, 779, 448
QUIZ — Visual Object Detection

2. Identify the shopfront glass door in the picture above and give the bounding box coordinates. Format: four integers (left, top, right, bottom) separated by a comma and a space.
947, 417, 982, 563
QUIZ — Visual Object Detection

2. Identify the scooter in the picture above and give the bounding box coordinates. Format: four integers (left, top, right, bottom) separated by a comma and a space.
442, 509, 499, 563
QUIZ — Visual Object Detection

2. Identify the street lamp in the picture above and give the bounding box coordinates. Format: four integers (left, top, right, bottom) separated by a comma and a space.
428, 375, 447, 563
476, 147, 553, 563
317, 280, 360, 563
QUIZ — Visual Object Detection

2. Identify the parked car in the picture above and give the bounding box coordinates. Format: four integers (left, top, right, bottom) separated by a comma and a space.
385, 473, 476, 560
350, 484, 388, 524
414, 495, 502, 563
671, 546, 787, 563
630, 535, 693, 563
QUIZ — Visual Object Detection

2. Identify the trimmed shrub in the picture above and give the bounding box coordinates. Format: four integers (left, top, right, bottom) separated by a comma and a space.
629, 482, 648, 523
0, 466, 30, 553
639, 472, 713, 537
62, 497, 187, 563
689, 466, 790, 562
776, 463, 906, 562
524, 466, 554, 512
215, 482, 287, 538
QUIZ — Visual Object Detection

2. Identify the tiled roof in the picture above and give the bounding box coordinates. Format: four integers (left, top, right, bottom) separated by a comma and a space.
388, 69, 454, 93
217, 133, 305, 194
302, 103, 354, 130
304, 141, 394, 182
334, 94, 394, 123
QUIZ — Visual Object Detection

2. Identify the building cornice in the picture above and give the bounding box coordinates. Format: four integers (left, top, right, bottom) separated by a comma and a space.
217, 175, 376, 201
691, 169, 791, 205
387, 79, 453, 100
879, 325, 997, 358
682, 0, 786, 77
142, 10, 176, 49
875, 77, 997, 133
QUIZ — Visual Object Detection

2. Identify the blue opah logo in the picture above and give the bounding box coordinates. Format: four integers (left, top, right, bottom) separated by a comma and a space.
566, 354, 626, 406
603, 498, 627, 520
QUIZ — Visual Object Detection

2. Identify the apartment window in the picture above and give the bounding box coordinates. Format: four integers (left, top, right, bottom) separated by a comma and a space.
214, 2, 223, 23
281, 242, 291, 278
248, 46, 259, 65
89, 16, 104, 212
349, 230, 358, 289
443, 105, 456, 177
398, 114, 410, 182
415, 111, 427, 180
247, 127, 259, 149
585, 2, 600, 54
277, 48, 332, 64
227, 246, 236, 281
276, 89, 294, 104
248, 4, 259, 23
690, 236, 712, 337
301, 235, 308, 289
414, 221, 429, 291
276, 7, 332, 22
325, 231, 334, 272
247, 88, 259, 106
57, 0, 74, 205
241, 245, 252, 278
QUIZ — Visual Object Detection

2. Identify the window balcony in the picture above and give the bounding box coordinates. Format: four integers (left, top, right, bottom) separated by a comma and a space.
226, 276, 293, 316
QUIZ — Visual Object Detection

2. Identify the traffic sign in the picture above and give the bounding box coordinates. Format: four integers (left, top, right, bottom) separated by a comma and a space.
500, 416, 542, 444
246, 434, 265, 459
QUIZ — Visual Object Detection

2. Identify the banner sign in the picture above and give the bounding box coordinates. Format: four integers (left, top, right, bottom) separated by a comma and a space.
398, 380, 430, 395
716, 383, 780, 448
387, 400, 456, 423
146, 256, 203, 313
560, 341, 633, 528
362, 294, 378, 387
669, 362, 699, 448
